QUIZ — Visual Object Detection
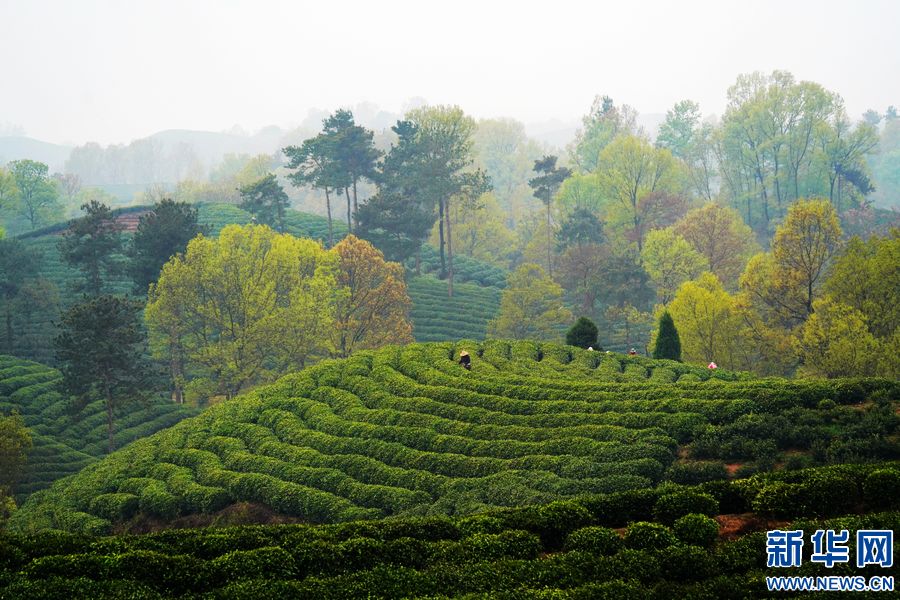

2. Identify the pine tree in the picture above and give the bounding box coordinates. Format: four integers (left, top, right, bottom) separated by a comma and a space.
652, 310, 682, 361
566, 317, 599, 349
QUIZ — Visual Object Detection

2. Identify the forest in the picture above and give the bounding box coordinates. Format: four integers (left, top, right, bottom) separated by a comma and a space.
0, 65, 899, 599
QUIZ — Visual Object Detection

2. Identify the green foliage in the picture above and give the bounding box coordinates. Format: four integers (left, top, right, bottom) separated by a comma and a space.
57, 200, 124, 296
54, 295, 155, 453
652, 311, 681, 361
652, 491, 718, 525
565, 317, 598, 349
488, 264, 572, 340
623, 521, 677, 550
673, 513, 719, 547
238, 173, 290, 232
564, 526, 622, 555
127, 199, 201, 295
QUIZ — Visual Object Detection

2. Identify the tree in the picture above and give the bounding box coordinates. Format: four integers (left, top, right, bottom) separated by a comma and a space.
656, 100, 702, 159
529, 155, 571, 276
0, 167, 19, 213
793, 297, 879, 378
566, 317, 598, 349
673, 203, 758, 288
146, 225, 338, 400
557, 243, 607, 316
488, 263, 572, 340
406, 105, 488, 296
321, 110, 381, 232
238, 173, 290, 232
823, 230, 899, 340
284, 133, 344, 246
641, 228, 709, 304
128, 199, 201, 295
570, 95, 641, 172
359, 120, 437, 264
652, 311, 682, 361
0, 411, 31, 525
330, 235, 413, 357
8, 159, 62, 230
596, 135, 685, 251
55, 295, 154, 452
771, 198, 843, 317
439, 192, 515, 267
556, 208, 605, 251
667, 272, 745, 367
58, 200, 124, 296
53, 172, 82, 208
0, 239, 42, 352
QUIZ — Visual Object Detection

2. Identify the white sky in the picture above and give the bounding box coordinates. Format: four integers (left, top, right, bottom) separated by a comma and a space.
2, 0, 898, 145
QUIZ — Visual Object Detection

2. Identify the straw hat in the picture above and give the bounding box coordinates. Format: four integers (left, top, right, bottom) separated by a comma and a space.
460, 351, 470, 357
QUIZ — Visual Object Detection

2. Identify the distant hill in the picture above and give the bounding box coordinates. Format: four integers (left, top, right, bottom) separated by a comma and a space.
0, 136, 72, 171
146, 127, 287, 168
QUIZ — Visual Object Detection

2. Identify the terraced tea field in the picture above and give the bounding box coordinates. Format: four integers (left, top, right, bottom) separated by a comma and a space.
407, 276, 501, 342
11, 340, 897, 535
4, 461, 898, 598
0, 355, 200, 500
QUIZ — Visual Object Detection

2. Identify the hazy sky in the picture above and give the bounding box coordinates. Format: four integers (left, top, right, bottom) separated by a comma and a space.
2, 0, 898, 145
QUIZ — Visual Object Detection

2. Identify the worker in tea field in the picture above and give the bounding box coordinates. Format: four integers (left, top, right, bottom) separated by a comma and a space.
459, 350, 472, 370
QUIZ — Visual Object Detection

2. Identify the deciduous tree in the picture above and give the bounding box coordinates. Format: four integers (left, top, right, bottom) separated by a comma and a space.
330, 235, 413, 357
8, 159, 61, 230
146, 225, 338, 399
793, 297, 879, 378
0, 239, 43, 352
641, 228, 709, 304
673, 203, 758, 288
488, 263, 572, 340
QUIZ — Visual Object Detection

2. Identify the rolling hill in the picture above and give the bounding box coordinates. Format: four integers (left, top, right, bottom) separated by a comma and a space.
0, 355, 200, 501
11, 340, 897, 535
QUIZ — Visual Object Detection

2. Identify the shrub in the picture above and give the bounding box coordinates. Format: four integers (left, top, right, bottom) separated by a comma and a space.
652, 311, 681, 361
862, 469, 900, 509
566, 318, 599, 349
623, 521, 677, 550
652, 491, 718, 525
665, 462, 728, 485
565, 526, 623, 555
673, 513, 719, 547
659, 545, 717, 581
212, 546, 296, 581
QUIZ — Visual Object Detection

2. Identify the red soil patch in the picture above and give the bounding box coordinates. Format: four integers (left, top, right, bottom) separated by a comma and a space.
716, 513, 789, 540
114, 502, 303, 534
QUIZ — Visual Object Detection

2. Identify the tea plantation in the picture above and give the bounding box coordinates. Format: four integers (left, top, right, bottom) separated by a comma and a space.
0, 355, 201, 500
10, 340, 898, 536
407, 277, 501, 342
2, 461, 899, 598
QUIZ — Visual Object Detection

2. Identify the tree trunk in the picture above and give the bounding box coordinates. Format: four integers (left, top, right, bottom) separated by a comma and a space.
546, 201, 553, 278
446, 196, 454, 298
345, 188, 353, 234
324, 187, 334, 247
352, 178, 359, 231
438, 199, 446, 278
